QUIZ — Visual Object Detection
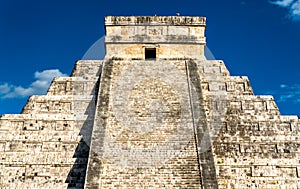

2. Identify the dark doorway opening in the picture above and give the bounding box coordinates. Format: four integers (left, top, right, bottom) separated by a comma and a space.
145, 48, 156, 60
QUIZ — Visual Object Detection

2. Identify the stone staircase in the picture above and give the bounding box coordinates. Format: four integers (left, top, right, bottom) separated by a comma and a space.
85, 59, 204, 188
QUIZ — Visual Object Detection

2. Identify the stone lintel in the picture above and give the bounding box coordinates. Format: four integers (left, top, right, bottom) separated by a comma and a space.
105, 16, 206, 26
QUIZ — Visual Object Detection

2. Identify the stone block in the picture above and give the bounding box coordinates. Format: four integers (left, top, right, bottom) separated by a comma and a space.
252, 166, 277, 177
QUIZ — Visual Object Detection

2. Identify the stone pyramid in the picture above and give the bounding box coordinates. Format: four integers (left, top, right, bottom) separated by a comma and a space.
0, 16, 299, 189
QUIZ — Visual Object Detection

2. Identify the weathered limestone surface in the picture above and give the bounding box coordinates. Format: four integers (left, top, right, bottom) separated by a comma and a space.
198, 60, 300, 188
0, 16, 299, 188
105, 16, 206, 60
0, 60, 102, 188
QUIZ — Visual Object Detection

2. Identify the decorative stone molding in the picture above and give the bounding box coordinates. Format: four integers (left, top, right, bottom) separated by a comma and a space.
105, 16, 206, 26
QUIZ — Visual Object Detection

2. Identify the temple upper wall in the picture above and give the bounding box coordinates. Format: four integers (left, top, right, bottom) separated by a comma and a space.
105, 16, 206, 26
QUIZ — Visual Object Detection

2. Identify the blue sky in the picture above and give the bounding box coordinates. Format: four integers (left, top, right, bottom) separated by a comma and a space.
0, 0, 299, 115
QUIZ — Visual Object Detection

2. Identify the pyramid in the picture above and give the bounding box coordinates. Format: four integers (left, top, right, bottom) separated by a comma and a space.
0, 16, 299, 188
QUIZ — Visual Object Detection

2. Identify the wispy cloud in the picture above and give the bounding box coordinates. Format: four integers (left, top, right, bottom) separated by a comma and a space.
271, 0, 294, 7
0, 69, 68, 99
266, 84, 300, 103
269, 0, 300, 20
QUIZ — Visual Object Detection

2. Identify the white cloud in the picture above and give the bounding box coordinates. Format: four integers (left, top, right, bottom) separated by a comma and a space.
270, 0, 294, 7
0, 69, 68, 99
280, 84, 288, 88
269, 0, 300, 20
278, 94, 295, 102
267, 84, 300, 103
0, 83, 11, 94
290, 0, 300, 19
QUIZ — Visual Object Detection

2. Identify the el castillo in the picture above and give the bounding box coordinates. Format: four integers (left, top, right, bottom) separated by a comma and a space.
0, 15, 300, 189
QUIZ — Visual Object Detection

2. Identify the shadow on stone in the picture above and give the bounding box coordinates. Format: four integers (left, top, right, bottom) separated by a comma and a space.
65, 75, 100, 188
